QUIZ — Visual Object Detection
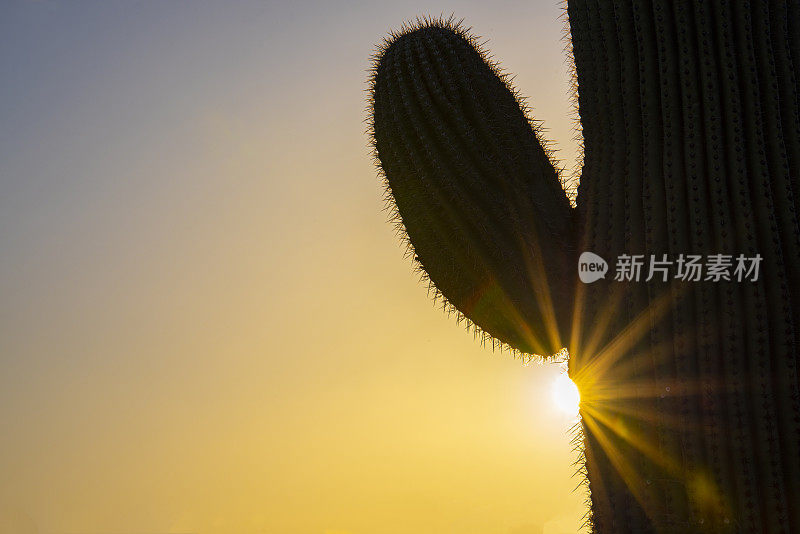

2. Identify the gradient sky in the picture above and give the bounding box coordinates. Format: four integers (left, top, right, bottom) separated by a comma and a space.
0, 2, 584, 533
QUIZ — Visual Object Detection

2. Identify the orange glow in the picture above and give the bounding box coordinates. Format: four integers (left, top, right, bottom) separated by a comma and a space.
0, 3, 589, 533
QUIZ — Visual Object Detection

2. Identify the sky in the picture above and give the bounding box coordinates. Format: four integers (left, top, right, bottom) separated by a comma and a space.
0, 2, 585, 533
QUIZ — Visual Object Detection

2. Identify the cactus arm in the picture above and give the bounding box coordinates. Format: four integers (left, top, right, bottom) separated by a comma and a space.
371, 23, 577, 357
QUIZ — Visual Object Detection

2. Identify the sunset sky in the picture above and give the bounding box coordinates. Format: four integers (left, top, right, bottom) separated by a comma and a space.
0, 2, 585, 533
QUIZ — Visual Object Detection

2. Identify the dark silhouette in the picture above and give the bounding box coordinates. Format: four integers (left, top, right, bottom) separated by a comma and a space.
369, 4, 800, 533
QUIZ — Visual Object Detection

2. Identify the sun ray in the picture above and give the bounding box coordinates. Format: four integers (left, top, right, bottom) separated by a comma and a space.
572, 287, 681, 395
581, 414, 656, 519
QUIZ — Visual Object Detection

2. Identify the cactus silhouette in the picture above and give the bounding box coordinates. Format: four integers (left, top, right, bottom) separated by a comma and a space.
369, 3, 800, 534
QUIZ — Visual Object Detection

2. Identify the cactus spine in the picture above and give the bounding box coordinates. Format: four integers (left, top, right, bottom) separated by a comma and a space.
370, 3, 800, 533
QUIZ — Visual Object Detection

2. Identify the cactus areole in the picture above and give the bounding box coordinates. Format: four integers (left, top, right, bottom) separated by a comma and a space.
369, 4, 800, 534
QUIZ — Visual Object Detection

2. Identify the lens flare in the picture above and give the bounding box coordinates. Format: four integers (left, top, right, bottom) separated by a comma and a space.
551, 372, 580, 417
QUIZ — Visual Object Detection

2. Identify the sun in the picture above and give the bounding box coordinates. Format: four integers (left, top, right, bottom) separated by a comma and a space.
551, 372, 580, 417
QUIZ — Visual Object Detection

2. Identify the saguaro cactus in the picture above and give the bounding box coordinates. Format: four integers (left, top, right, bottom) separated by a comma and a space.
369, 3, 800, 533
